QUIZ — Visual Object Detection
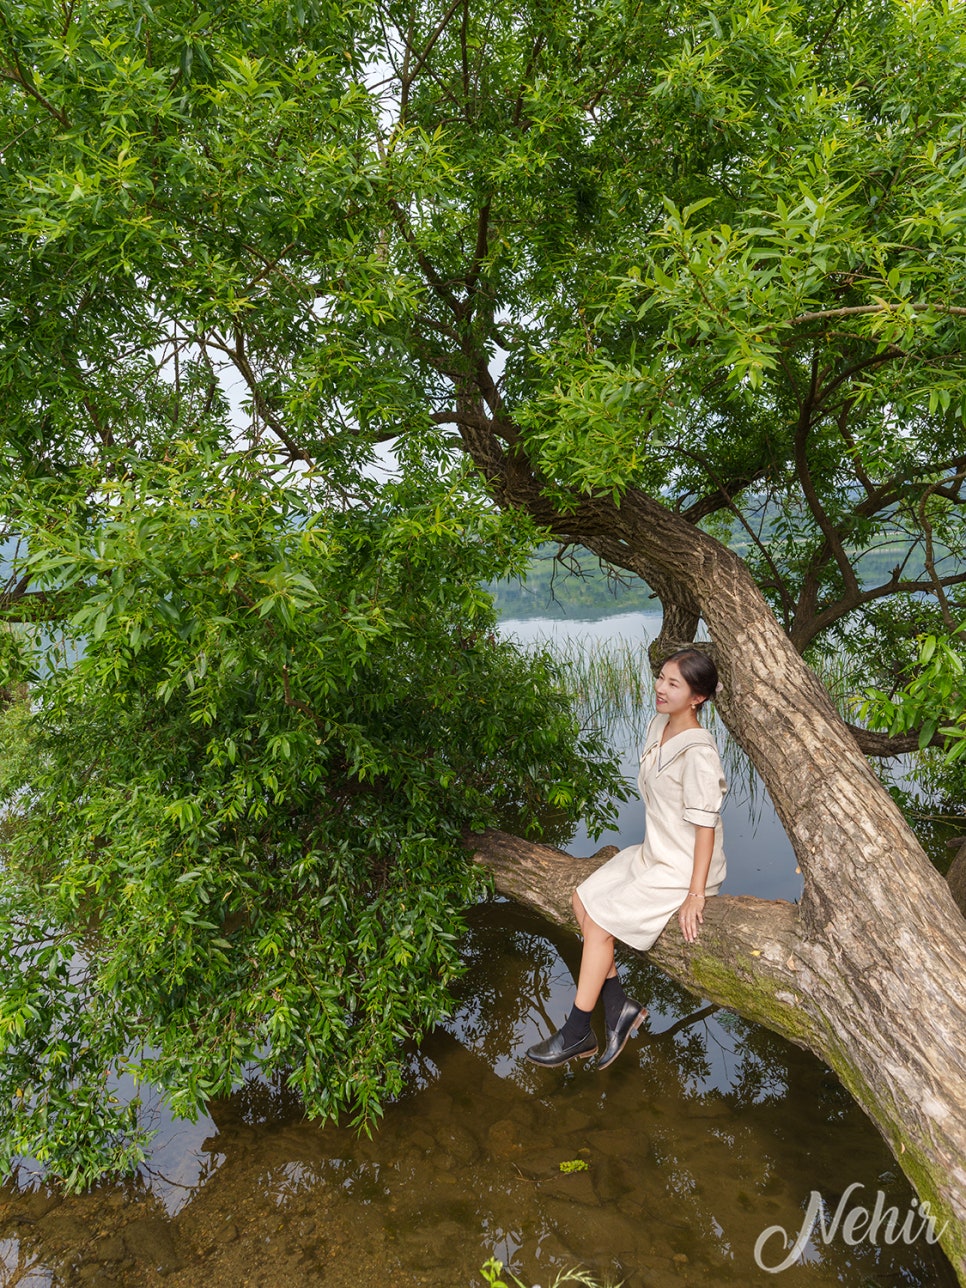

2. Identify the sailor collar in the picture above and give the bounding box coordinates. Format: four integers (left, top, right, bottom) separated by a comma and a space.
643, 715, 717, 772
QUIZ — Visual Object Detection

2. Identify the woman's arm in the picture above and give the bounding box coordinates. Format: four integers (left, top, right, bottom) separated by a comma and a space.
677, 824, 714, 943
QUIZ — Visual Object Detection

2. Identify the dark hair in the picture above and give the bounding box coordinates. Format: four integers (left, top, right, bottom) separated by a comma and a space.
663, 648, 719, 710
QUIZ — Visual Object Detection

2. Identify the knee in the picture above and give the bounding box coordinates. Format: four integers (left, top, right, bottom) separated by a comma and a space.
583, 913, 612, 946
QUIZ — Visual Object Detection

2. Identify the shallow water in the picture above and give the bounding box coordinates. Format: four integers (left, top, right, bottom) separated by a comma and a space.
0, 612, 958, 1287
0, 898, 957, 1286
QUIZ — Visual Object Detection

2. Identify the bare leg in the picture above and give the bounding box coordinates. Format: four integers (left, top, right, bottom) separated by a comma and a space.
572, 890, 616, 1010
526, 892, 639, 1066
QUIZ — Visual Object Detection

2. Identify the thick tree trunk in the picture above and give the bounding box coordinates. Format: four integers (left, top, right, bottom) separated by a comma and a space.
460, 450, 966, 1281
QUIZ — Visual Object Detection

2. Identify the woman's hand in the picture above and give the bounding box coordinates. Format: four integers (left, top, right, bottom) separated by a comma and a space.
678, 891, 706, 943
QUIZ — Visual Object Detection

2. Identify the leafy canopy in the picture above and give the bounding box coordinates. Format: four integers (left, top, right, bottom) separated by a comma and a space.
2, 0, 965, 657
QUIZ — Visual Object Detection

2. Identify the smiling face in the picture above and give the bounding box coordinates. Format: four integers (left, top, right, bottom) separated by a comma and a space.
654, 659, 701, 719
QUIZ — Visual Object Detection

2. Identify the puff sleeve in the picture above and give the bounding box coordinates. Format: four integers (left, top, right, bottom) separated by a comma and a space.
681, 744, 727, 827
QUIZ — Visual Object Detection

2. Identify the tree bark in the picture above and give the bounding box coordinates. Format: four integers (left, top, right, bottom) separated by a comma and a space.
948, 841, 966, 920
457, 448, 966, 1281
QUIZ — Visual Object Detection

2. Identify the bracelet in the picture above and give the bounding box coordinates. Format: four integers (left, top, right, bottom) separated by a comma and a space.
686, 891, 706, 898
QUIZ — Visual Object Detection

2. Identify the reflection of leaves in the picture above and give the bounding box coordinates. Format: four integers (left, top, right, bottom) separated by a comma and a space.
206, 1069, 304, 1137
727, 1050, 785, 1107
451, 900, 563, 1010
617, 948, 696, 1016
446, 900, 569, 1084
671, 1028, 714, 1090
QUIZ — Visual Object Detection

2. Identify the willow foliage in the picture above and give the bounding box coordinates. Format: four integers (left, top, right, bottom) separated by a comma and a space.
0, 449, 622, 1184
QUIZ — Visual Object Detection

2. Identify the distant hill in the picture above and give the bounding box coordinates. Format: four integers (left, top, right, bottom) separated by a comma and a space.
487, 546, 656, 620
488, 521, 940, 621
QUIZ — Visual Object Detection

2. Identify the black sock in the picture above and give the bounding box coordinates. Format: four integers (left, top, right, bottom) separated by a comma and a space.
560, 1003, 593, 1044
601, 975, 628, 1030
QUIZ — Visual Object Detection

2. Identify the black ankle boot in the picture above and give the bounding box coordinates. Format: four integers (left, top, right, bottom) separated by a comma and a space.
597, 998, 647, 1071
526, 1024, 598, 1066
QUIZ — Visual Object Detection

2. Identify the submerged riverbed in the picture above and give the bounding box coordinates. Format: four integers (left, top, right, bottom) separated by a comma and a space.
0, 613, 958, 1286
0, 897, 957, 1286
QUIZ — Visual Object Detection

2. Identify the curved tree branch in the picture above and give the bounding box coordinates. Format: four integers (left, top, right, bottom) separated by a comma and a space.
792, 568, 966, 652
0, 62, 70, 128
470, 829, 816, 1046
846, 723, 948, 756
789, 302, 966, 326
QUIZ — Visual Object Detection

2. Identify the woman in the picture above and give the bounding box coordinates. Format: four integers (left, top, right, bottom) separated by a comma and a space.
526, 648, 726, 1071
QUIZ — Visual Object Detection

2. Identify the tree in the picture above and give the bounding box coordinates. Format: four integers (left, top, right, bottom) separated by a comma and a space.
3, 0, 966, 1274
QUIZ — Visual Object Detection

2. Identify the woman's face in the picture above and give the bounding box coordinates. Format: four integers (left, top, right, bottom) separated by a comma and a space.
654, 659, 699, 718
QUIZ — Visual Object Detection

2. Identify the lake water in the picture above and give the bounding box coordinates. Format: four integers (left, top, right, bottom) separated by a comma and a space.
0, 613, 955, 1287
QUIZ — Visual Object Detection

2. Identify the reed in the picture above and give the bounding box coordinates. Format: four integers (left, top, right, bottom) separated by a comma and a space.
804, 646, 866, 724
547, 634, 653, 738
552, 634, 863, 729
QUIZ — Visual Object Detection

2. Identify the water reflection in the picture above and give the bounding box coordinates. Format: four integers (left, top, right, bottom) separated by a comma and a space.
1, 900, 955, 1287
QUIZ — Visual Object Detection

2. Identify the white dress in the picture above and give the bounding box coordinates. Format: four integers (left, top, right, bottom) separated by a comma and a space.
576, 714, 727, 951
